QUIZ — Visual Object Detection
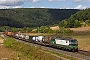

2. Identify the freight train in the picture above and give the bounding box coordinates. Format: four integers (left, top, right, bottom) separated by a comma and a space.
4, 30, 78, 52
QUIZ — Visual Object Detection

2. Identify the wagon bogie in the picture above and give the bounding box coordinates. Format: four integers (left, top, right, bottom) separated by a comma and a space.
74, 48, 78, 51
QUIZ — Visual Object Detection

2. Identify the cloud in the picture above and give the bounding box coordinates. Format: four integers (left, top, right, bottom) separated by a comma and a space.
73, 0, 82, 2
73, 0, 90, 2
0, 0, 29, 9
60, 5, 88, 9
0, 0, 42, 9
30, 6, 35, 8
0, 0, 42, 6
84, 0, 90, 2
13, 6, 22, 8
30, 6, 45, 8
48, 0, 66, 2
60, 6, 68, 9
40, 6, 45, 8
0, 6, 10, 9
0, 6, 23, 9
32, 0, 41, 3
0, 0, 26, 6
74, 5, 87, 9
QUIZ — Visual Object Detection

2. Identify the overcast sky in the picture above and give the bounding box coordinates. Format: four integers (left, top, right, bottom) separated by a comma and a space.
0, 0, 90, 9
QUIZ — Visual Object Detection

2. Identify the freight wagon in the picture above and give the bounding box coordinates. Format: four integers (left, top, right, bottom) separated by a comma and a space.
27, 36, 78, 51
4, 30, 12, 37
5, 31, 78, 52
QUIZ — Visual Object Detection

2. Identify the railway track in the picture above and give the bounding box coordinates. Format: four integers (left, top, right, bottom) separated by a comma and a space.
16, 39, 90, 60
3, 34, 90, 60
76, 50, 90, 57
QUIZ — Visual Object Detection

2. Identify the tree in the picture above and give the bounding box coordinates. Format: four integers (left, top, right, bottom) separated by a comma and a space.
85, 20, 90, 26
59, 20, 68, 28
74, 20, 81, 28
0, 26, 10, 32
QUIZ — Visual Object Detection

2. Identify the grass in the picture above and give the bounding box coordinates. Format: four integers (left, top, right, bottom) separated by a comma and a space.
73, 35, 90, 51
44, 50, 81, 60
29, 32, 90, 51
63, 32, 90, 51
4, 32, 90, 60
28, 33, 56, 36
4, 38, 62, 60
0, 37, 30, 60
3, 37, 82, 60
39, 32, 90, 52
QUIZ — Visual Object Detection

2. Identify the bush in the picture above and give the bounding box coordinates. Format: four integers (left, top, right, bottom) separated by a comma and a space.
58, 28, 73, 33
65, 29, 73, 33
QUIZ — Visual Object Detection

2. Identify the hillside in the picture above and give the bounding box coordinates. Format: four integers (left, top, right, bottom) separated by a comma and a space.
0, 8, 79, 28
59, 8, 90, 28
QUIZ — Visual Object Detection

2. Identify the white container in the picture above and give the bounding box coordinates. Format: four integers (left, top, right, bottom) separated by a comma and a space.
38, 36, 44, 42
25, 35, 29, 40
32, 36, 38, 42
32, 37, 36, 41
16, 34, 18, 37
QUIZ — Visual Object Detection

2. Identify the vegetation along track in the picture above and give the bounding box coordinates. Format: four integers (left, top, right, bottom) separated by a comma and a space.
14, 38, 90, 60
41, 46, 90, 60
3, 33, 90, 60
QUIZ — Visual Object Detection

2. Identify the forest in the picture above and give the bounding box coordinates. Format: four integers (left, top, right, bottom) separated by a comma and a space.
1, 8, 90, 33
59, 8, 90, 28
0, 8, 79, 28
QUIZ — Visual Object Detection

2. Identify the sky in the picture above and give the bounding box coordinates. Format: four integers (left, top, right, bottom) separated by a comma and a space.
0, 0, 90, 9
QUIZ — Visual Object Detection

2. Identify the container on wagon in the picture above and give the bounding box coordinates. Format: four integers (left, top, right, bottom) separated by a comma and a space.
25, 35, 29, 40
15, 33, 19, 39
38, 36, 44, 42
43, 36, 56, 44
32, 36, 38, 42
7, 31, 12, 36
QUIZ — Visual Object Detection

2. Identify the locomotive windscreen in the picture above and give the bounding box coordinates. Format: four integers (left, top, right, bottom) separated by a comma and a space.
69, 39, 78, 45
